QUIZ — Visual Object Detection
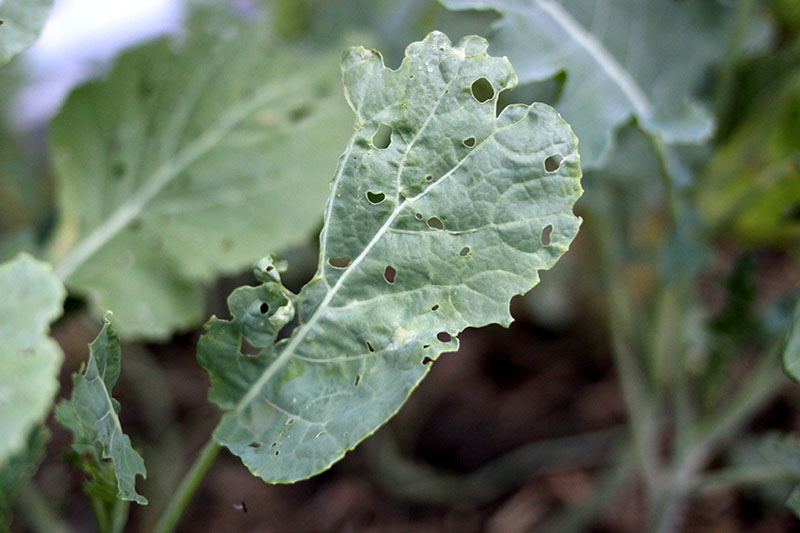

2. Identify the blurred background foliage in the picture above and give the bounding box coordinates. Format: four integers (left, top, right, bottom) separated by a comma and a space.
2, 0, 800, 531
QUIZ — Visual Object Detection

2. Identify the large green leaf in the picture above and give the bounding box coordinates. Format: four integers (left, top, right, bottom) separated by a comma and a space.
48, 10, 353, 339
56, 316, 147, 505
198, 31, 583, 483
0, 0, 52, 65
0, 253, 64, 467
441, 0, 733, 168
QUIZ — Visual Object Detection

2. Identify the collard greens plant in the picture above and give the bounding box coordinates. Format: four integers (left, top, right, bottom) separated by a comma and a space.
0, 23, 582, 531
198, 31, 582, 482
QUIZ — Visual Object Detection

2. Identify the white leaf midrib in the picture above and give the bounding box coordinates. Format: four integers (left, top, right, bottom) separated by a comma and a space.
53, 76, 315, 281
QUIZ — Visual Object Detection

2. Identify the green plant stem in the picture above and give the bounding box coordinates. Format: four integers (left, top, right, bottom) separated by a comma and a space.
110, 499, 130, 533
368, 426, 624, 505
715, 0, 756, 119
587, 208, 661, 493
153, 439, 221, 533
650, 342, 788, 532
17, 484, 72, 533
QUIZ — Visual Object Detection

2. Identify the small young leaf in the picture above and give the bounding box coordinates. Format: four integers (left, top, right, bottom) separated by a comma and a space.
0, 0, 53, 65
56, 316, 147, 505
0, 254, 65, 467
198, 32, 582, 483
441, 0, 734, 168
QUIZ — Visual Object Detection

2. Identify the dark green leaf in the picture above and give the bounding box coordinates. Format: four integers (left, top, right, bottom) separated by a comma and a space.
56, 316, 147, 505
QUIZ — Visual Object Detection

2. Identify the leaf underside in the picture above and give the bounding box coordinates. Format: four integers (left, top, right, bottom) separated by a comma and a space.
49, 10, 354, 340
0, 0, 52, 65
0, 254, 65, 467
441, 0, 733, 168
199, 31, 583, 483
56, 317, 147, 504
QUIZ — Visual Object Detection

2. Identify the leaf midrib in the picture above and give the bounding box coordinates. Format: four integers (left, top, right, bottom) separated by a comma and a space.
522, 0, 654, 119
234, 107, 522, 411
53, 75, 317, 281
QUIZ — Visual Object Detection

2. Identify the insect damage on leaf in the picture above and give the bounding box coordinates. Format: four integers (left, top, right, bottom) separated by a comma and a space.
198, 31, 583, 483
56, 315, 147, 505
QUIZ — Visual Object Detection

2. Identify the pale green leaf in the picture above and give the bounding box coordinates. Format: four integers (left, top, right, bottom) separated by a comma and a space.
56, 315, 147, 504
0, 253, 65, 467
441, 0, 733, 168
0, 0, 52, 65
48, 12, 353, 339
198, 32, 583, 483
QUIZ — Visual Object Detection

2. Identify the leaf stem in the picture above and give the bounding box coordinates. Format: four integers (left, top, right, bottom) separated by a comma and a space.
587, 208, 661, 492
649, 342, 788, 532
153, 439, 221, 533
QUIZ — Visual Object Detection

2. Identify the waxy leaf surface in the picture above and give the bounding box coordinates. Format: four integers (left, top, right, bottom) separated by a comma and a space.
56, 317, 147, 504
441, 0, 733, 168
0, 0, 52, 65
49, 11, 353, 339
0, 254, 64, 467
199, 32, 583, 483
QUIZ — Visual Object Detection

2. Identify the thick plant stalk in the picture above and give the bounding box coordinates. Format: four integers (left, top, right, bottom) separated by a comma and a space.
153, 440, 221, 533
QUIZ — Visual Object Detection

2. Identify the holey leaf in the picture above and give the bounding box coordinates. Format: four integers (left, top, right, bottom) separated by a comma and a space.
441, 0, 734, 169
0, 0, 53, 65
56, 315, 147, 504
48, 10, 354, 339
0, 253, 65, 467
198, 32, 583, 483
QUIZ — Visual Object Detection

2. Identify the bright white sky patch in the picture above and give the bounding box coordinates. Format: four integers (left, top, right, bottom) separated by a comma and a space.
14, 0, 183, 126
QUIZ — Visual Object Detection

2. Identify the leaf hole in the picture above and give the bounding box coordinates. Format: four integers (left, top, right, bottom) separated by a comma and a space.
422, 356, 434, 365
372, 124, 392, 149
289, 104, 312, 122
328, 256, 351, 268
384, 265, 397, 284
240, 339, 261, 357
366, 341, 375, 352
471, 77, 495, 103
545, 155, 562, 173
431, 304, 439, 311
287, 418, 295, 425
415, 213, 423, 220
463, 137, 475, 147
541, 224, 553, 246
437, 331, 452, 343
259, 302, 269, 314
274, 450, 279, 456
248, 442, 261, 448
366, 191, 386, 204
425, 175, 433, 182
459, 247, 470, 257
111, 162, 126, 179
427, 217, 444, 230
315, 431, 326, 438
271, 442, 277, 447
423, 344, 431, 349
354, 374, 361, 387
